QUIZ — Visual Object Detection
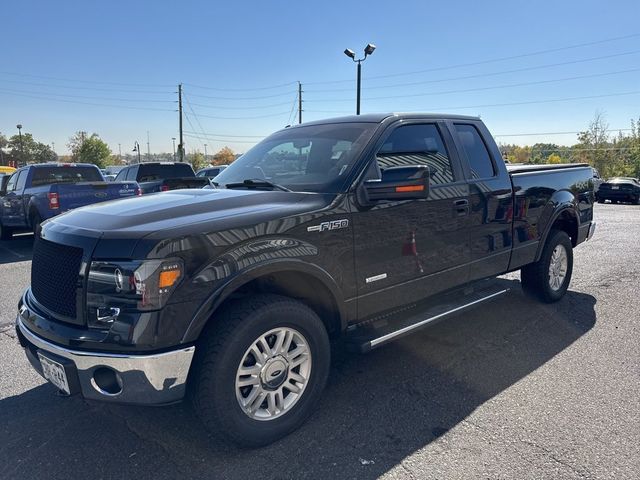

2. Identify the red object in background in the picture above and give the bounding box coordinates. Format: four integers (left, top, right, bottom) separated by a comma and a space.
402, 231, 418, 256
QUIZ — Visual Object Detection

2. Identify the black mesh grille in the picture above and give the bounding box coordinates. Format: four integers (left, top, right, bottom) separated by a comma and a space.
31, 237, 83, 318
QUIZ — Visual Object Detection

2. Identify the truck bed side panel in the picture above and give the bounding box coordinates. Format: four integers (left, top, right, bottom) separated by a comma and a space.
507, 166, 594, 271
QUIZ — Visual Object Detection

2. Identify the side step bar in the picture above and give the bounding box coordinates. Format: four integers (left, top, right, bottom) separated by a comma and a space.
346, 281, 510, 353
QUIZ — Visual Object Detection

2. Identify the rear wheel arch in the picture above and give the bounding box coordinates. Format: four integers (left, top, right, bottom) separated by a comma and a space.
535, 206, 578, 261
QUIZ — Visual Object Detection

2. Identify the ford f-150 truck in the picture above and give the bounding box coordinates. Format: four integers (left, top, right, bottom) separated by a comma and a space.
15, 114, 595, 447
114, 162, 210, 194
0, 163, 139, 240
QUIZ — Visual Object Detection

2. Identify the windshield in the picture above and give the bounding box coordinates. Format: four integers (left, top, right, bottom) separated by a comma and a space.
213, 122, 377, 193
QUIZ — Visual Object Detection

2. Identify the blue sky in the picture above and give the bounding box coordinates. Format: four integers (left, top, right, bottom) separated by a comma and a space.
1, 0, 639, 155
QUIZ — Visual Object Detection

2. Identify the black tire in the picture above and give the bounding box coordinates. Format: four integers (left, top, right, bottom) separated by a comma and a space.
30, 212, 42, 235
0, 222, 13, 241
597, 197, 605, 204
635, 195, 640, 205
521, 229, 573, 303
191, 294, 331, 447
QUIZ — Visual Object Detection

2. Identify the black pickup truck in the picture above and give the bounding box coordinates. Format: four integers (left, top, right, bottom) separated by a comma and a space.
114, 162, 210, 194
16, 113, 595, 447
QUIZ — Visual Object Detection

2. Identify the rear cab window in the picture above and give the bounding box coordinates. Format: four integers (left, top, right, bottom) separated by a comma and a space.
30, 166, 103, 186
136, 164, 195, 182
453, 124, 496, 180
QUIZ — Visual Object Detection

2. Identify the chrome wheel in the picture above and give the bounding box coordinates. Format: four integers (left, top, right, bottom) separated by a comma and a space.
548, 244, 568, 291
235, 327, 312, 421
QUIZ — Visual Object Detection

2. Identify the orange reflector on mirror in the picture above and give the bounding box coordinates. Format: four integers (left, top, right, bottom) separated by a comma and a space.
395, 185, 425, 193
159, 269, 181, 288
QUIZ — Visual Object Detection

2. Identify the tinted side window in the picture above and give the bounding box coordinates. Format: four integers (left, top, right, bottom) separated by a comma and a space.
454, 124, 495, 179
126, 168, 138, 181
16, 170, 28, 190
376, 124, 455, 185
6, 172, 19, 191
114, 169, 127, 182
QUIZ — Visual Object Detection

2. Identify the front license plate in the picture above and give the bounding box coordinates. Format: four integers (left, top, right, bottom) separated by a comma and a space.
38, 353, 70, 394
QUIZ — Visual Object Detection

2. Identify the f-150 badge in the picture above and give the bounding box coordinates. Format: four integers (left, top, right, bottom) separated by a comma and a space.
307, 219, 349, 233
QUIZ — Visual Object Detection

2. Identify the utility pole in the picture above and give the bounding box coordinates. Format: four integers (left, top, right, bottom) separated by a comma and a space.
204, 144, 208, 163
178, 84, 184, 162
146, 130, 151, 161
118, 143, 122, 162
298, 82, 303, 124
171, 137, 176, 161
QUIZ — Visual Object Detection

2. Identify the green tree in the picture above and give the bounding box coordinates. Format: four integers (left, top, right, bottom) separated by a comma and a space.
7, 132, 57, 164
212, 146, 236, 165
68, 131, 111, 168
189, 151, 207, 171
547, 153, 563, 164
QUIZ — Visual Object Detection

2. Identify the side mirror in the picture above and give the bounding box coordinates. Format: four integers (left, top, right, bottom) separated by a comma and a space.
364, 165, 430, 202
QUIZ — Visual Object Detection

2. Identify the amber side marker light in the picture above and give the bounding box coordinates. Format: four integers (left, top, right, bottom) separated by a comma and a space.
159, 268, 181, 288
395, 185, 425, 193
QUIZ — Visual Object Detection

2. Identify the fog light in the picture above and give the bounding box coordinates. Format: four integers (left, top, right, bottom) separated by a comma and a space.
91, 367, 123, 396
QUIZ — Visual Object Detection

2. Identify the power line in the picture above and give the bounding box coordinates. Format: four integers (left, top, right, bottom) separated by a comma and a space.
187, 90, 295, 101
306, 32, 640, 85
308, 68, 640, 102
0, 89, 176, 111
305, 52, 640, 94
184, 133, 259, 145
0, 70, 175, 88
189, 110, 292, 120
183, 130, 267, 138
0, 77, 174, 94
183, 94, 211, 150
494, 129, 633, 137
0, 86, 175, 103
188, 100, 294, 110
183, 81, 298, 92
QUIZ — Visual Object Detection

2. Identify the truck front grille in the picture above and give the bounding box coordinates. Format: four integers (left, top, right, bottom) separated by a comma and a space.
31, 237, 83, 318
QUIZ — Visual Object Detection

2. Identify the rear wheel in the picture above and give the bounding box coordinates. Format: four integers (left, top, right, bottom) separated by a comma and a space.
521, 229, 573, 303
192, 294, 331, 447
597, 197, 605, 204
0, 222, 13, 241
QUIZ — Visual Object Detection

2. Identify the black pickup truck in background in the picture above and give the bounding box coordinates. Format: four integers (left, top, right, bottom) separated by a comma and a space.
114, 162, 210, 194
16, 113, 595, 447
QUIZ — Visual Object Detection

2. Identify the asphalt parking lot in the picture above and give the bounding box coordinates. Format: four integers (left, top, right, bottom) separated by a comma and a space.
1, 203, 638, 480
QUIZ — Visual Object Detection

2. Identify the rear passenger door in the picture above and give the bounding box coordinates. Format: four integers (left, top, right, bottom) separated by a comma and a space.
449, 121, 513, 281
352, 121, 470, 318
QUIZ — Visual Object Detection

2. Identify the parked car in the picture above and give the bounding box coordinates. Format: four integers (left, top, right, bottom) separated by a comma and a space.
591, 168, 603, 198
196, 165, 228, 179
0, 163, 139, 240
597, 177, 640, 204
114, 162, 210, 194
15, 114, 596, 447
0, 166, 17, 175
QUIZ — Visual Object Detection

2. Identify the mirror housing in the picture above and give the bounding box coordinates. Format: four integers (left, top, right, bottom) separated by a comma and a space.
364, 165, 430, 202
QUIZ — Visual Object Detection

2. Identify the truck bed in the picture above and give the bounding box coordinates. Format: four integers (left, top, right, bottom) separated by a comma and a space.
506, 163, 590, 174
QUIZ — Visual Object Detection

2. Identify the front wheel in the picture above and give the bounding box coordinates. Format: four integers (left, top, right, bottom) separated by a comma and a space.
192, 294, 331, 447
521, 229, 573, 303
30, 212, 42, 235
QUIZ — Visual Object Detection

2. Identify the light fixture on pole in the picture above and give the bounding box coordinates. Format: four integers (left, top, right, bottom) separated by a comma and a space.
133, 141, 141, 163
343, 43, 376, 115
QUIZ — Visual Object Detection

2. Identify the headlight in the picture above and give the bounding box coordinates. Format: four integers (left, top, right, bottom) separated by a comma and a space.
87, 259, 183, 326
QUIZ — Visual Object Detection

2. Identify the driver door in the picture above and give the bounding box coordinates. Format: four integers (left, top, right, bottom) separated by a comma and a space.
352, 122, 471, 319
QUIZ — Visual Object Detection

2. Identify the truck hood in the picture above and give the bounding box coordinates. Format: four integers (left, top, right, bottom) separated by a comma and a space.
48, 188, 330, 240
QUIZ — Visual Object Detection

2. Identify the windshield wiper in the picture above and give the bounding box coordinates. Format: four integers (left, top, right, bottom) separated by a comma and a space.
224, 179, 291, 192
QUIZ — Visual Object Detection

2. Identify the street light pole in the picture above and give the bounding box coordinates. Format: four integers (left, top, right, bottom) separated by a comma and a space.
204, 144, 208, 163
16, 124, 24, 165
133, 141, 141, 163
171, 138, 176, 161
343, 44, 376, 115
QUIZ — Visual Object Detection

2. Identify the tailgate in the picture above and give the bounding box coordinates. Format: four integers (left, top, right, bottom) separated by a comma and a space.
53, 182, 138, 210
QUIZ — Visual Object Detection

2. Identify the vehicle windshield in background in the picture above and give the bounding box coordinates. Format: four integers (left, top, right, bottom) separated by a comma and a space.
31, 167, 103, 186
137, 163, 195, 182
213, 122, 377, 193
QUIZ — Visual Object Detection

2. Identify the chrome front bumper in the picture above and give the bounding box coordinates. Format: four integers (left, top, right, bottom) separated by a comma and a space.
16, 317, 195, 405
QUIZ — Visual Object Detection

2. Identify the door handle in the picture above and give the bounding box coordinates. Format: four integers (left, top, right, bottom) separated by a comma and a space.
453, 199, 469, 216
